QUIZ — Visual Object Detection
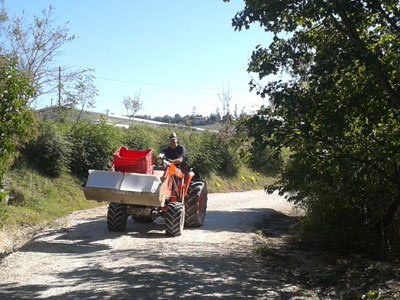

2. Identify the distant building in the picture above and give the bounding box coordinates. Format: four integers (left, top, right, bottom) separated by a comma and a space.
193, 116, 207, 126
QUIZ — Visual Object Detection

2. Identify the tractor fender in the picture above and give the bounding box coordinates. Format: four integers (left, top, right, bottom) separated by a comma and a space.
183, 170, 196, 200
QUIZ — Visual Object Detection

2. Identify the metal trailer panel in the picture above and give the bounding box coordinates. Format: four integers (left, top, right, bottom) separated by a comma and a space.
83, 170, 165, 207
86, 170, 124, 189
82, 186, 164, 207
120, 172, 161, 193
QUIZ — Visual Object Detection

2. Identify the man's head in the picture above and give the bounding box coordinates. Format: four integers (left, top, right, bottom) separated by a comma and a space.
168, 132, 178, 149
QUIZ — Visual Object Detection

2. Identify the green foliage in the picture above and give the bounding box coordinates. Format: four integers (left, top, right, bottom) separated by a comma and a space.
125, 125, 157, 151
0, 194, 8, 229
180, 131, 222, 175
69, 117, 125, 177
238, 135, 283, 175
0, 57, 34, 227
124, 126, 242, 177
232, 1, 400, 258
0, 58, 34, 171
22, 121, 71, 177
16, 121, 244, 180
216, 135, 241, 177
177, 130, 240, 176
363, 290, 381, 300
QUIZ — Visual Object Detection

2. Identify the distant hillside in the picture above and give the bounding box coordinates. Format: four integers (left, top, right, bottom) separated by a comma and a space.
36, 106, 217, 132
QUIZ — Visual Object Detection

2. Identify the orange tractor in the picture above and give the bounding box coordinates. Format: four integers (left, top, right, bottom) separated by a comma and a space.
83, 147, 208, 236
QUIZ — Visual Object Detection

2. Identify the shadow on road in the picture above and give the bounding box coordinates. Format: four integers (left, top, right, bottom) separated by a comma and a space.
0, 243, 308, 299
202, 208, 281, 233
0, 208, 310, 299
20, 207, 294, 255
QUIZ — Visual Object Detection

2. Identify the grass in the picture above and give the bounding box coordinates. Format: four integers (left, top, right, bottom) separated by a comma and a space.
0, 165, 278, 232
3, 168, 103, 231
206, 166, 277, 193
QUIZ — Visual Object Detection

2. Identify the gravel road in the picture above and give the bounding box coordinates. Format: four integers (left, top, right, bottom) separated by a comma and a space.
0, 190, 314, 300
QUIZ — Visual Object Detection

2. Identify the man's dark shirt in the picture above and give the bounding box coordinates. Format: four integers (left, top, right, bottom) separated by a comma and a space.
161, 145, 186, 161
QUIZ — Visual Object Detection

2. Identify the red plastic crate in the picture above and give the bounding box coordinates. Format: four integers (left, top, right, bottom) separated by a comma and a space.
113, 147, 154, 174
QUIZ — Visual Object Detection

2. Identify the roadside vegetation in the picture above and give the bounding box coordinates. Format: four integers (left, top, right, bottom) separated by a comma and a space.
0, 117, 278, 232
231, 0, 400, 260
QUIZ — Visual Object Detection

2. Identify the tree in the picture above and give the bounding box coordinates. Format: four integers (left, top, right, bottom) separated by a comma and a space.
231, 0, 400, 258
0, 56, 34, 226
123, 91, 142, 128
215, 107, 222, 123
65, 71, 98, 132
174, 113, 182, 124
0, 3, 89, 104
209, 113, 217, 124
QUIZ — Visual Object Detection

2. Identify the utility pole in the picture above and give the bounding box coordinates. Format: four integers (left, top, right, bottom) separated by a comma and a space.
58, 66, 61, 111
217, 82, 232, 125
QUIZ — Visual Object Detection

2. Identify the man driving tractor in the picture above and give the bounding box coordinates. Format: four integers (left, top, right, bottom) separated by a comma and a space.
83, 131, 208, 235
158, 132, 186, 167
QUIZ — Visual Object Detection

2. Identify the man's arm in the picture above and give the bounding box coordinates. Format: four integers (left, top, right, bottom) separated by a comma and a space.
171, 145, 185, 165
170, 156, 183, 165
157, 147, 167, 161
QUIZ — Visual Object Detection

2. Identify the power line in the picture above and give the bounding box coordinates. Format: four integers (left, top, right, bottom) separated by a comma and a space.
96, 76, 248, 92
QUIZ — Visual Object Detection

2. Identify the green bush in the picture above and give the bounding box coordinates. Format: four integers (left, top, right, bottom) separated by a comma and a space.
178, 130, 241, 176
0, 58, 35, 228
218, 142, 241, 177
17, 119, 246, 182
124, 127, 241, 176
280, 147, 400, 256
240, 144, 283, 175
69, 118, 124, 177
22, 121, 71, 177
125, 125, 158, 151
179, 131, 217, 175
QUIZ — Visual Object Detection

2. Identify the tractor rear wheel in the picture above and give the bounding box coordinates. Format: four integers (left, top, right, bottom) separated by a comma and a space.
185, 181, 208, 228
165, 202, 185, 236
107, 202, 128, 232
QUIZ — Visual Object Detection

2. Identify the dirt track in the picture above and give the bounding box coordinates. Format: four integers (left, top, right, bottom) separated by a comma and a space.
0, 190, 315, 300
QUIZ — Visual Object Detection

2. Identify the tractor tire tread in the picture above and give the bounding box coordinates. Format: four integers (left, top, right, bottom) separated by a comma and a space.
185, 181, 208, 228
165, 202, 185, 236
107, 202, 128, 232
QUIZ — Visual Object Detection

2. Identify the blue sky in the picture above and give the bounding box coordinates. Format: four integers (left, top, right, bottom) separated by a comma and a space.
5, 0, 272, 118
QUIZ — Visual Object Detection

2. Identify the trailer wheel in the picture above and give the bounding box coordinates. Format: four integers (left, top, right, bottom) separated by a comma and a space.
107, 202, 128, 232
165, 202, 185, 236
185, 181, 208, 228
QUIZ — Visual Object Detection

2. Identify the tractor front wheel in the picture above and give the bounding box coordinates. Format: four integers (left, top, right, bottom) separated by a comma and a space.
185, 181, 208, 228
107, 202, 128, 232
165, 202, 185, 236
